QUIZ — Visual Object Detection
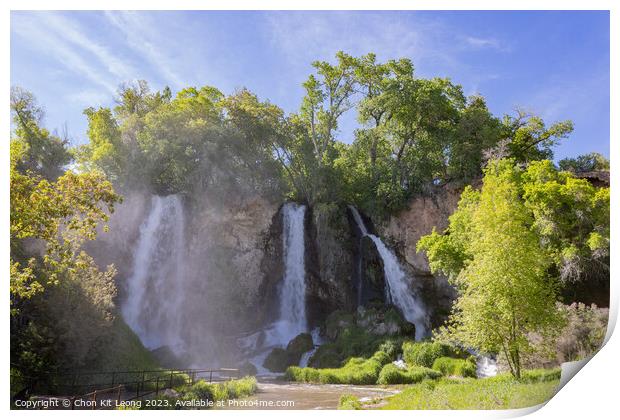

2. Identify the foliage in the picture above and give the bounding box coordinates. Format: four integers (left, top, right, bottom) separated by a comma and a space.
431, 357, 477, 378
418, 159, 568, 378
338, 394, 363, 410
558, 152, 609, 173
521, 160, 609, 285
10, 89, 126, 385
184, 376, 258, 402
401, 340, 466, 368
10, 87, 72, 180
380, 369, 560, 410
376, 363, 442, 384
124, 377, 258, 410
555, 303, 608, 362
519, 303, 608, 368
285, 351, 391, 385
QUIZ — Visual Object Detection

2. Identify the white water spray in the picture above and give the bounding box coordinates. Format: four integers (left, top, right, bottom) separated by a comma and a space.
349, 205, 428, 340
276, 203, 308, 341
122, 195, 188, 352
242, 203, 309, 373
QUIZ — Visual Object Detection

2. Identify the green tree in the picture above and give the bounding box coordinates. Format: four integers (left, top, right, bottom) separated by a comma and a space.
10, 87, 72, 180
558, 152, 610, 173
486, 110, 574, 163
10, 92, 122, 379
418, 160, 566, 378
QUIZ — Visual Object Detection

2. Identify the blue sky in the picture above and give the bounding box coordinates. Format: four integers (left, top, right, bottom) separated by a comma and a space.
10, 10, 610, 160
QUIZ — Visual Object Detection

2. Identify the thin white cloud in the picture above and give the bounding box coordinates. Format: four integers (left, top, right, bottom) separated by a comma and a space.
463, 36, 502, 49
41, 13, 137, 82
11, 13, 119, 94
104, 11, 185, 88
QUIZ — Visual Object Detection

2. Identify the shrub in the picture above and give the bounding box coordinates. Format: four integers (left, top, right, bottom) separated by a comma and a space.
183, 376, 257, 402
338, 394, 363, 410
189, 380, 215, 400
402, 341, 467, 368
432, 357, 477, 378
286, 351, 390, 385
377, 364, 442, 385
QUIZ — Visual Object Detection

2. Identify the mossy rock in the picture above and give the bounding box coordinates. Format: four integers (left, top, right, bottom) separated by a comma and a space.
286, 333, 314, 360
263, 348, 294, 372
325, 310, 355, 341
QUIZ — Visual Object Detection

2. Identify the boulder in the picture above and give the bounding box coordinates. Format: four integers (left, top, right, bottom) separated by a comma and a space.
286, 333, 314, 361
263, 348, 293, 372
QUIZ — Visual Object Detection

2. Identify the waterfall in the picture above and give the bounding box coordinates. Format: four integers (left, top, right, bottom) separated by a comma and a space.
476, 355, 498, 378
239, 203, 309, 374
122, 195, 188, 352
299, 327, 323, 368
348, 205, 428, 340
274, 202, 308, 343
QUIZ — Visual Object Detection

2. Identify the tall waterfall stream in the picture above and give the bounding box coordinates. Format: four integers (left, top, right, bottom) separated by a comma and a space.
349, 205, 428, 340
122, 195, 188, 352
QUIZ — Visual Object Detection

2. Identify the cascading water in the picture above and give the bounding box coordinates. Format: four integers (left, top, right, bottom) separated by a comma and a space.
122, 195, 188, 352
299, 328, 323, 368
275, 203, 308, 341
244, 203, 309, 373
349, 205, 428, 340
476, 355, 498, 378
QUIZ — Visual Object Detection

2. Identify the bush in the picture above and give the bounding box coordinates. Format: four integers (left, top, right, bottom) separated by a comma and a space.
188, 380, 215, 401
285, 351, 390, 385
432, 357, 477, 378
338, 394, 363, 410
378, 338, 405, 360
402, 341, 466, 368
182, 376, 257, 403
377, 364, 442, 385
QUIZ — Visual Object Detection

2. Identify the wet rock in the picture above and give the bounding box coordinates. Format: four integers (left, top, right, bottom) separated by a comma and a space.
286, 333, 314, 360
263, 348, 293, 372
305, 203, 357, 328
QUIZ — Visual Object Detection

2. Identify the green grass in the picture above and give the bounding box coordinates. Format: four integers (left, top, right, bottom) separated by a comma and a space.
285, 351, 390, 385
380, 369, 560, 410
339, 394, 363, 410
120, 376, 258, 410
377, 364, 442, 385
432, 357, 477, 378
181, 376, 258, 402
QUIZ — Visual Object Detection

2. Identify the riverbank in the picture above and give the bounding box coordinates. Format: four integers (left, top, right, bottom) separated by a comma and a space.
218, 379, 400, 410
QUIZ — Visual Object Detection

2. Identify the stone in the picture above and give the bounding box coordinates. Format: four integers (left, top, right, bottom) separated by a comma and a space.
286, 333, 314, 359
263, 348, 293, 372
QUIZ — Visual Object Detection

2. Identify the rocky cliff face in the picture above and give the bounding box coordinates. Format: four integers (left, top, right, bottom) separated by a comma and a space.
186, 193, 281, 334
380, 182, 464, 273
378, 182, 467, 329
305, 203, 357, 327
